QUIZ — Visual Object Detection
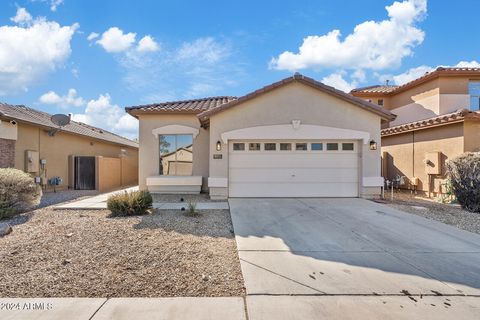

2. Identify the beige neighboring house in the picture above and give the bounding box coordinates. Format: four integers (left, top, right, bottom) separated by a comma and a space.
126, 74, 395, 199
0, 103, 139, 192
351, 67, 480, 196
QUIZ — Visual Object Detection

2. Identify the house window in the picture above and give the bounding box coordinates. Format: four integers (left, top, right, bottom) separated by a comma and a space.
326, 143, 339, 151
280, 143, 292, 151
264, 143, 276, 151
295, 143, 308, 151
233, 143, 245, 151
469, 81, 480, 111
378, 99, 384, 106
159, 134, 193, 176
311, 143, 323, 151
342, 143, 354, 151
249, 143, 261, 151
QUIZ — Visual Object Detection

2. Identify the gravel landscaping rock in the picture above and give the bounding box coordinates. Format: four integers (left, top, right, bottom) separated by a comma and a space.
381, 191, 480, 235
152, 193, 223, 203
0, 207, 245, 297
0, 223, 12, 237
37, 189, 99, 208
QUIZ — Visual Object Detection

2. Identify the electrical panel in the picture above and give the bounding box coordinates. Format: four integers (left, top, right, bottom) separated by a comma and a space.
25, 150, 39, 173
425, 152, 441, 175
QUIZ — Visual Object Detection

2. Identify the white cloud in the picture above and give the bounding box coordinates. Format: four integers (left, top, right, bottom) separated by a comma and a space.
72, 94, 138, 139
271, 0, 427, 71
454, 60, 480, 68
0, 10, 78, 95
31, 0, 64, 12
39, 88, 85, 108
119, 37, 243, 100
380, 60, 480, 86
321, 72, 358, 92
177, 37, 230, 64
49, 0, 63, 11
137, 35, 159, 52
87, 32, 99, 41
10, 8, 32, 25
97, 27, 136, 53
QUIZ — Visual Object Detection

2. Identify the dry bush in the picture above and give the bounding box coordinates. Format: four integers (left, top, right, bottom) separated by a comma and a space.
446, 152, 480, 213
0, 168, 42, 219
107, 190, 153, 216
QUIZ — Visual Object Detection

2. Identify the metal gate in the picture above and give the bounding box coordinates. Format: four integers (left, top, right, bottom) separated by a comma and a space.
74, 156, 96, 190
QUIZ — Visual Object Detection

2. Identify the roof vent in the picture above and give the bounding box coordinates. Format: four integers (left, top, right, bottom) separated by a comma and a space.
385, 79, 390, 86
294, 72, 301, 77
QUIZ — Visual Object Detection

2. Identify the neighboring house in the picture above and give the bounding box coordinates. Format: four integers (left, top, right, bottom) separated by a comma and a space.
351, 67, 480, 196
0, 103, 139, 192
126, 73, 395, 199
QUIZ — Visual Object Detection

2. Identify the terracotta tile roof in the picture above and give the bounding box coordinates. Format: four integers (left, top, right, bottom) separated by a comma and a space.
350, 85, 399, 94
198, 73, 396, 124
381, 109, 480, 136
125, 96, 236, 117
0, 103, 138, 148
352, 67, 480, 97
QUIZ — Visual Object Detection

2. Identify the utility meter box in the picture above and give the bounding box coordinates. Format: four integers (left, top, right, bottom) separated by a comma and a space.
25, 150, 39, 173
425, 152, 441, 175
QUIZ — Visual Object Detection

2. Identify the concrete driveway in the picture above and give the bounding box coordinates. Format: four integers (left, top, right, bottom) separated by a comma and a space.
229, 198, 480, 319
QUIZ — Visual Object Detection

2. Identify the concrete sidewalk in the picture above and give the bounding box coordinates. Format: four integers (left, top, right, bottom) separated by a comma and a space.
54, 187, 228, 210
54, 186, 138, 210
0, 297, 246, 320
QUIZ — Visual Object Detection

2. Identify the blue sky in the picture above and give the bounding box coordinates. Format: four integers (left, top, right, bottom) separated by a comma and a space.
0, 0, 478, 139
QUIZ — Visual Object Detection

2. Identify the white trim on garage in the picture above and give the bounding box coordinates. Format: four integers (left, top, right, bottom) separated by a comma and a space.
220, 123, 371, 145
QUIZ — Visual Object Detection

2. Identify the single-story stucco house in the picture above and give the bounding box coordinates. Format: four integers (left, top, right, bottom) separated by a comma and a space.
0, 103, 139, 192
126, 74, 395, 199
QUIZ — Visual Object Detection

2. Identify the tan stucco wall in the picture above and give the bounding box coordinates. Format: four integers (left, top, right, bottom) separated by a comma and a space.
209, 82, 383, 198
464, 119, 480, 152
358, 76, 475, 127
14, 123, 138, 191
137, 114, 209, 190
96, 157, 121, 192
382, 123, 465, 194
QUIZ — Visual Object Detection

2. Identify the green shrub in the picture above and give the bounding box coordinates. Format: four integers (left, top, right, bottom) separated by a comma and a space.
107, 190, 153, 216
0, 168, 42, 219
187, 201, 197, 215
446, 152, 480, 213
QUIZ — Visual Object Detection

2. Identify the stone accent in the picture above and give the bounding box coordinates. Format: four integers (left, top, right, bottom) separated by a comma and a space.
0, 138, 15, 168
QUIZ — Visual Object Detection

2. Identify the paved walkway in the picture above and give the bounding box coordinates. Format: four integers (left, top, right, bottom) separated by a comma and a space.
0, 297, 246, 320
54, 186, 138, 210
54, 187, 228, 210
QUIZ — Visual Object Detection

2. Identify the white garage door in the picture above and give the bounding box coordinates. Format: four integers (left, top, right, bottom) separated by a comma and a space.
228, 140, 359, 197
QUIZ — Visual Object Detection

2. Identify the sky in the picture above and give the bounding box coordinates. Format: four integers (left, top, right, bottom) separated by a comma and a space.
0, 0, 479, 139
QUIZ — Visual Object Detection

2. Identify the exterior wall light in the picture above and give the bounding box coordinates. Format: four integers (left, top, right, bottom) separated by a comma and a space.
369, 139, 377, 150
216, 140, 222, 151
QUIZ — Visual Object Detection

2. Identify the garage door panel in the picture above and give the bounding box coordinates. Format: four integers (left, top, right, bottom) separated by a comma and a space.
228, 141, 359, 198
229, 167, 359, 183
229, 154, 358, 169
229, 182, 359, 198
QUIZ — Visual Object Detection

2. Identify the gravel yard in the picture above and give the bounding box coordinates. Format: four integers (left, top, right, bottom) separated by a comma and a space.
380, 191, 480, 234
0, 208, 245, 297
38, 189, 99, 208
152, 193, 223, 203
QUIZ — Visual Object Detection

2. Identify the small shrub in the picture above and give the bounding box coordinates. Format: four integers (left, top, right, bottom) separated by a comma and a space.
0, 168, 42, 219
187, 201, 197, 215
446, 152, 480, 213
107, 190, 153, 217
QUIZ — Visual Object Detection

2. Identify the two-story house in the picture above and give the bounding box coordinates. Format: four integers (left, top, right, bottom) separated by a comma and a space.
351, 67, 480, 196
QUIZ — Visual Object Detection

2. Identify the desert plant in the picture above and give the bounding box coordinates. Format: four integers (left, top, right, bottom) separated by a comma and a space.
187, 200, 197, 215
438, 179, 456, 204
107, 190, 153, 217
0, 168, 42, 219
446, 152, 480, 212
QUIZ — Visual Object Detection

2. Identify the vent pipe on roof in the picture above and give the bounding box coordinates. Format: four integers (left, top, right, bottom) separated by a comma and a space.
385, 79, 390, 86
